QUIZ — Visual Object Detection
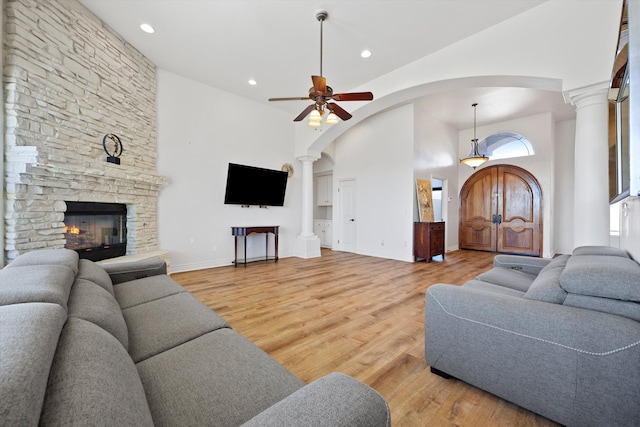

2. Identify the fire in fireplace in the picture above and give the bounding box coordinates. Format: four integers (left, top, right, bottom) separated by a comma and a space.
64, 201, 127, 261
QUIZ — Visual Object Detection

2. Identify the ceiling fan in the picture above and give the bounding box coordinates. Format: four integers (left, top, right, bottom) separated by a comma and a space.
268, 10, 374, 127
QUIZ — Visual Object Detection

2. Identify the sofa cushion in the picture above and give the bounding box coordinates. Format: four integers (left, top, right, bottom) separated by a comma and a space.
40, 318, 154, 427
572, 245, 630, 258
463, 279, 526, 298
560, 255, 640, 302
123, 292, 229, 362
563, 293, 640, 322
524, 255, 569, 304
0, 265, 75, 309
475, 267, 537, 292
493, 255, 552, 275
114, 274, 186, 309
101, 257, 167, 285
0, 303, 67, 427
242, 373, 390, 427
77, 259, 114, 296
136, 328, 304, 426
6, 248, 79, 275
68, 279, 129, 349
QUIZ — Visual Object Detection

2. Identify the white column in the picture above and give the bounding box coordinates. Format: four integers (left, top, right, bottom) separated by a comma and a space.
295, 155, 321, 258
564, 82, 610, 247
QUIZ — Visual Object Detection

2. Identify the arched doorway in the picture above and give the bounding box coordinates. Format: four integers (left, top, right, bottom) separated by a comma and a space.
459, 164, 542, 256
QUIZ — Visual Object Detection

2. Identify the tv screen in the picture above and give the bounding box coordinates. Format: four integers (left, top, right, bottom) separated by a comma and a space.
224, 163, 288, 206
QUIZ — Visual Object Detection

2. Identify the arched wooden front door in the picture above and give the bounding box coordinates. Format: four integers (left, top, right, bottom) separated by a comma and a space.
459, 165, 542, 256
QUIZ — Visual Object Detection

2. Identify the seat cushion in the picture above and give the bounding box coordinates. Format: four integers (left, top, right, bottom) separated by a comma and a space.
136, 328, 304, 427
123, 292, 229, 362
475, 267, 537, 292
563, 293, 640, 322
463, 279, 526, 298
114, 274, 186, 309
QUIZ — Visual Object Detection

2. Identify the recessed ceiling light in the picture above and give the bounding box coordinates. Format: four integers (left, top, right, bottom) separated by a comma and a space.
248, 79, 257, 86
140, 23, 155, 34
361, 49, 372, 58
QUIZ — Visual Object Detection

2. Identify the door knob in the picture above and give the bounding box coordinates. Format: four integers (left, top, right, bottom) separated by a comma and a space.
349, 218, 355, 222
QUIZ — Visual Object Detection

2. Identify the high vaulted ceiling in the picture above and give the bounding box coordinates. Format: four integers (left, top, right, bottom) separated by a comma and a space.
80, 0, 579, 128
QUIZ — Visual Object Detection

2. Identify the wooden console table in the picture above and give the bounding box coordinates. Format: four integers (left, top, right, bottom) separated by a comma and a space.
231, 226, 279, 267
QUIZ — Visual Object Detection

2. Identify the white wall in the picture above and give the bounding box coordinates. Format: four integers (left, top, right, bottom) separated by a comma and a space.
332, 104, 415, 261
413, 100, 460, 251
157, 70, 300, 272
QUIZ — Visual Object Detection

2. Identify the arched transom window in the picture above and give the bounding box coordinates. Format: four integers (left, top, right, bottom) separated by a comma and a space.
476, 132, 534, 160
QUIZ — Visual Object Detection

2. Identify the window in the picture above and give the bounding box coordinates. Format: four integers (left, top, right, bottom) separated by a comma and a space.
475, 132, 534, 160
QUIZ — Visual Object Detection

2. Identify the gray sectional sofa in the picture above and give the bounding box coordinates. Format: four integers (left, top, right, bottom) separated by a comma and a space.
425, 245, 640, 426
1, 249, 390, 426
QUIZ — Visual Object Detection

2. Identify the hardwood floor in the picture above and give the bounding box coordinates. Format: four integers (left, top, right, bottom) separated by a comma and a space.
171, 249, 558, 427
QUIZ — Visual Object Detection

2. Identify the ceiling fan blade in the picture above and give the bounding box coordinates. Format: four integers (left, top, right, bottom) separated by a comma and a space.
327, 103, 352, 121
293, 104, 317, 122
332, 92, 374, 101
269, 97, 310, 101
311, 75, 327, 95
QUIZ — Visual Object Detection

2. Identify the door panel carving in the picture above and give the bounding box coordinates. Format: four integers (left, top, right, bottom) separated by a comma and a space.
460, 165, 542, 256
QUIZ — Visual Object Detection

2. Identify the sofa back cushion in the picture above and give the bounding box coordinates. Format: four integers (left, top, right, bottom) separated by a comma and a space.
68, 278, 129, 350
571, 245, 630, 258
40, 318, 154, 426
560, 255, 640, 302
0, 303, 67, 426
523, 255, 569, 304
6, 249, 79, 275
77, 259, 115, 296
0, 265, 75, 309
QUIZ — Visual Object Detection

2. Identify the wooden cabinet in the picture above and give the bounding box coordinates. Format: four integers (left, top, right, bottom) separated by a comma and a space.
316, 174, 333, 206
414, 222, 445, 262
314, 220, 333, 247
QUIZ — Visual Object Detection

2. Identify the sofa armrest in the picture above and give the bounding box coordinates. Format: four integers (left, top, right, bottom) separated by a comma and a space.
241, 373, 390, 427
100, 257, 167, 285
492, 254, 551, 275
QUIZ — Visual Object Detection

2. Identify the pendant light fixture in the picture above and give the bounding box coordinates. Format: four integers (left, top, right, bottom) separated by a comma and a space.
460, 103, 489, 169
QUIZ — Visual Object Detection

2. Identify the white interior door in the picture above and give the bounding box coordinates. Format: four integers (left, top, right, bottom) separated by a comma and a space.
337, 179, 356, 253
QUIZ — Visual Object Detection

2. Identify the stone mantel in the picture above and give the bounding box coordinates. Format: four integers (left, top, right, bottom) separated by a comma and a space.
26, 162, 168, 189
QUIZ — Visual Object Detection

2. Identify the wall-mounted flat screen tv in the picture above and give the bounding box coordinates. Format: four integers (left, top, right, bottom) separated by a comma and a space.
224, 163, 288, 206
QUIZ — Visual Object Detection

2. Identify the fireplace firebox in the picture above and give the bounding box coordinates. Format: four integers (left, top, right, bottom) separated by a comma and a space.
64, 201, 127, 261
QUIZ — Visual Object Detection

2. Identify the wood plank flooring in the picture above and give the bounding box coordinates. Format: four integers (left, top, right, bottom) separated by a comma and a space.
171, 249, 559, 427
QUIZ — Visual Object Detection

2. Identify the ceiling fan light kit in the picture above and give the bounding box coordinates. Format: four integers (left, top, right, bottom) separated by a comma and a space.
268, 9, 374, 128
460, 103, 489, 169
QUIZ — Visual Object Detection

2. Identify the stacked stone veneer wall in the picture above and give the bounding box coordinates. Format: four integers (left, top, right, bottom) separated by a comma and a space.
3, 0, 166, 262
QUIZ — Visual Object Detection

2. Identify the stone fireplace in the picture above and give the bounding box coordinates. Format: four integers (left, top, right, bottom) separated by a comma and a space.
3, 1, 167, 263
